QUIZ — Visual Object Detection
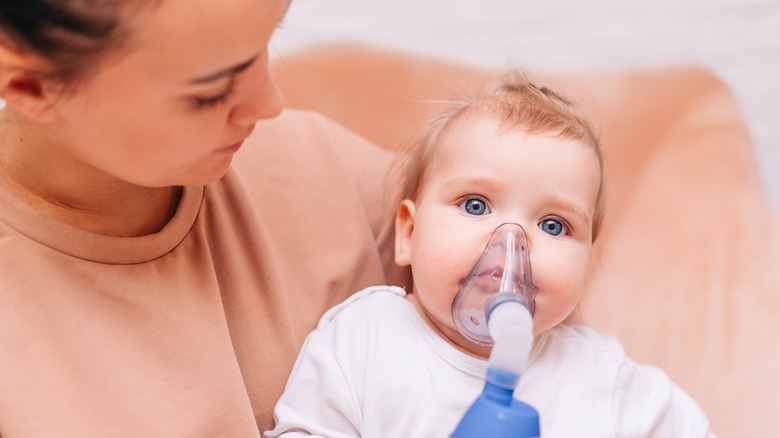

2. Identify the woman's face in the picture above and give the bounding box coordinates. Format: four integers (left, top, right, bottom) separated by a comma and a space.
395, 115, 602, 357
44, 0, 289, 187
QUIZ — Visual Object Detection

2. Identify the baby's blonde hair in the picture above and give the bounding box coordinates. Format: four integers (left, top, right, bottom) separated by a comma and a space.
392, 71, 606, 241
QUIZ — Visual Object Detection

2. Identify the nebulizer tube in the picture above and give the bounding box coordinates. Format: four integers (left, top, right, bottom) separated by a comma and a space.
450, 223, 540, 438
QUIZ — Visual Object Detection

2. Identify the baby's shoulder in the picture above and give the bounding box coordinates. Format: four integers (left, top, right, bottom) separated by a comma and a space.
548, 324, 625, 349
529, 325, 712, 436
535, 324, 628, 368
536, 324, 679, 391
317, 285, 409, 329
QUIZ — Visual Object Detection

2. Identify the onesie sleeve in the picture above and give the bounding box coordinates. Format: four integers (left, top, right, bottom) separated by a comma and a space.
613, 359, 717, 437
263, 326, 363, 438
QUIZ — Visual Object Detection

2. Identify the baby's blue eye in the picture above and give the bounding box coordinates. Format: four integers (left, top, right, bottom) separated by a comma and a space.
460, 198, 490, 216
539, 218, 565, 236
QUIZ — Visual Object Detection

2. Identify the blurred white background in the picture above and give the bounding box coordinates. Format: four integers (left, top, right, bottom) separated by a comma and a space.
271, 0, 780, 213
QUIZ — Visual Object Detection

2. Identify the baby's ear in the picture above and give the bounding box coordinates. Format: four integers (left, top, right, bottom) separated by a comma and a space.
0, 40, 57, 122
394, 199, 416, 267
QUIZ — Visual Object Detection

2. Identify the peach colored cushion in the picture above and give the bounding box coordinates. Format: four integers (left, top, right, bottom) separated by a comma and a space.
270, 45, 780, 437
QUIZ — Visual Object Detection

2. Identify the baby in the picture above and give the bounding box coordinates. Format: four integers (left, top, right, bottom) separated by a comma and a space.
265, 73, 714, 437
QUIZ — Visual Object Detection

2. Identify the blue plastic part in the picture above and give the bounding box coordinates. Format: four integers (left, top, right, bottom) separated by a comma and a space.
451, 369, 540, 438
485, 367, 520, 390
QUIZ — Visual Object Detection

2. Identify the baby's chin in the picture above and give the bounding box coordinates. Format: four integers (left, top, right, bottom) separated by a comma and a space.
532, 310, 577, 337
446, 333, 493, 359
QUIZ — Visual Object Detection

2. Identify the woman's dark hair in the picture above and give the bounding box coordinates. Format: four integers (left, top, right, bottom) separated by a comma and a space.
0, 0, 151, 84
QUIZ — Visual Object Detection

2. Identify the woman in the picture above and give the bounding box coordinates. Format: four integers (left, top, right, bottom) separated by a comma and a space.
0, 0, 406, 435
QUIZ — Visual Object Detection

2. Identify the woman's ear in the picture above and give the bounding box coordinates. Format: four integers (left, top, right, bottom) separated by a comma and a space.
394, 199, 417, 267
0, 40, 57, 121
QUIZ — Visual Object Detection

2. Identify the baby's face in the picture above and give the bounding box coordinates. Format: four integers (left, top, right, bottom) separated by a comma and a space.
395, 115, 602, 357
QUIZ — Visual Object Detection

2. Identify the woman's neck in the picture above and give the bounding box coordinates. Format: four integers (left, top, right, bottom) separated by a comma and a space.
0, 112, 182, 237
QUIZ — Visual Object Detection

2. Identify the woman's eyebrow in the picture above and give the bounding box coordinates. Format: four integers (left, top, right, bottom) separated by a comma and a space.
189, 55, 258, 84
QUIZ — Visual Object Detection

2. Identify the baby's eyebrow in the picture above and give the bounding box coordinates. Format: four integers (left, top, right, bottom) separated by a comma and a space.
549, 196, 592, 226
441, 176, 500, 191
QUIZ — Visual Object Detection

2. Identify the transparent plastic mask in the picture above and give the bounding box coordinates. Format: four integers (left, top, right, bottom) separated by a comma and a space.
451, 222, 537, 346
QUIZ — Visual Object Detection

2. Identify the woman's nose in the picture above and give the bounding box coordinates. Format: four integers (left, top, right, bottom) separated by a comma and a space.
229, 67, 284, 126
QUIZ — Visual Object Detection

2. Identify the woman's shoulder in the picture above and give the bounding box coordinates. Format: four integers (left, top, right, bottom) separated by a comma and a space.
238, 108, 393, 183
242, 108, 379, 156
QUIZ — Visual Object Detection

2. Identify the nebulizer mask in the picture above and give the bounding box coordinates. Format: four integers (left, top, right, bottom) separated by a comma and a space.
450, 223, 541, 438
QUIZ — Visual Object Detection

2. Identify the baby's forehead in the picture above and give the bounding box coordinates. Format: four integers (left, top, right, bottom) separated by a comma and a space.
430, 116, 603, 194
436, 113, 514, 151
436, 115, 559, 157
439, 111, 599, 161
440, 110, 551, 145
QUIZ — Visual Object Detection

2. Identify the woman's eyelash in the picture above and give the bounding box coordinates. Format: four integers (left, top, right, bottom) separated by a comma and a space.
194, 78, 237, 108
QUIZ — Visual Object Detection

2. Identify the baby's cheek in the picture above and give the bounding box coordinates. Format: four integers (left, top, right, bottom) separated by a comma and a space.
532, 276, 583, 333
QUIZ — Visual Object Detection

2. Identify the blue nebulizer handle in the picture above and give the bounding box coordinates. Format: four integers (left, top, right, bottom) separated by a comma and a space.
450, 224, 541, 437
450, 368, 540, 438
451, 292, 540, 437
